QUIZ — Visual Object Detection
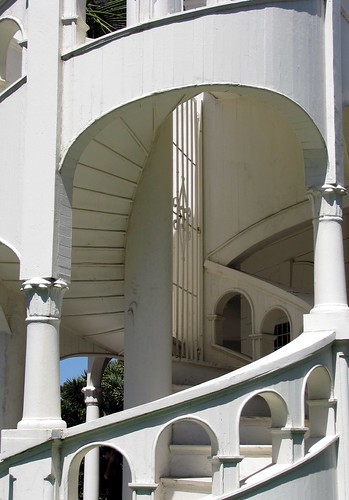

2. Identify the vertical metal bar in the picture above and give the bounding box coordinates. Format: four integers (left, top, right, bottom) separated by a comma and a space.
174, 106, 180, 358
190, 98, 195, 360
180, 102, 186, 358
197, 96, 204, 361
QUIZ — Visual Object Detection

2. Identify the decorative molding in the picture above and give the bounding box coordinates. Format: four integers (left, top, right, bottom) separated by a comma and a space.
307, 184, 346, 221
21, 278, 68, 320
82, 385, 101, 406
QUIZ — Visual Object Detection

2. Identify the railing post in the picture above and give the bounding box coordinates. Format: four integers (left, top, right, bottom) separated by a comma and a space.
289, 428, 308, 462
211, 455, 243, 495
128, 483, 158, 499
270, 428, 293, 464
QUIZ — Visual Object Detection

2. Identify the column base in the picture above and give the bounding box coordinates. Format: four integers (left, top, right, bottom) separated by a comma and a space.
1, 428, 63, 458
17, 417, 66, 431
303, 308, 349, 339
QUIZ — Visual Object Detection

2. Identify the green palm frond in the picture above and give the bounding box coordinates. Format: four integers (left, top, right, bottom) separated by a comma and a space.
86, 0, 126, 38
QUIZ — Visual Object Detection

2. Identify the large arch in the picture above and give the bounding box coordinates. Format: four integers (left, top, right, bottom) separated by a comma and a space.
57, 84, 327, 371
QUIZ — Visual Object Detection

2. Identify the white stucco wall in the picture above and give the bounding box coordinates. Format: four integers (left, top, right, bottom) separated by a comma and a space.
202, 93, 306, 261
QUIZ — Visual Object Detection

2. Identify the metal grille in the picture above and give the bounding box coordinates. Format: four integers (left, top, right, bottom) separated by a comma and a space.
172, 98, 203, 361
274, 322, 290, 351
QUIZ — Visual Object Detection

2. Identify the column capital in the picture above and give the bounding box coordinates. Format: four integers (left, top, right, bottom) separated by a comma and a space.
82, 385, 100, 406
212, 454, 244, 465
21, 277, 68, 320
307, 183, 346, 221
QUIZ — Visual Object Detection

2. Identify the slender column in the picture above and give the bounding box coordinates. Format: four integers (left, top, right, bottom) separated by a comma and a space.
17, 278, 67, 430
82, 385, 100, 500
308, 185, 348, 312
124, 115, 173, 409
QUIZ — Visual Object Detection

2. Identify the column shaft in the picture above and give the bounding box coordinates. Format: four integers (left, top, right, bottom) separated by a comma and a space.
309, 185, 348, 312
18, 278, 67, 430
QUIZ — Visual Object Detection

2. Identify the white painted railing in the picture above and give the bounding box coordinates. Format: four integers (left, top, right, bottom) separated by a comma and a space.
54, 330, 336, 499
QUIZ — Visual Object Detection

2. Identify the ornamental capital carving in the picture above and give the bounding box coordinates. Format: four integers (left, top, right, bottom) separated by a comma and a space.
21, 278, 68, 320
82, 385, 100, 406
307, 183, 346, 221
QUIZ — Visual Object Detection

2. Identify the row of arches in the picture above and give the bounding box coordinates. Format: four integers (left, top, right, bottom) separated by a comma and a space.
215, 291, 293, 359
66, 364, 334, 499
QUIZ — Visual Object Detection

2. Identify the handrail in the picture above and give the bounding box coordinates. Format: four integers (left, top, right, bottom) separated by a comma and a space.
0, 75, 26, 103
65, 330, 334, 439
219, 435, 339, 499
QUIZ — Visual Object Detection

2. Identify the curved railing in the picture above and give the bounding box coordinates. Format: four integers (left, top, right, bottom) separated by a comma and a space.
56, 329, 336, 499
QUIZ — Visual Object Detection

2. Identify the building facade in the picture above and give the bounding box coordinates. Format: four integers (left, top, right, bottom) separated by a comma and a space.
0, 0, 349, 498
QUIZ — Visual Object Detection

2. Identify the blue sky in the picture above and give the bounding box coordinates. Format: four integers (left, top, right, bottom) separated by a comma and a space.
60, 357, 87, 385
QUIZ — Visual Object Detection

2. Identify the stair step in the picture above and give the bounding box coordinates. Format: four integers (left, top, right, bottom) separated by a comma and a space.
169, 444, 212, 477
240, 445, 272, 456
160, 477, 212, 499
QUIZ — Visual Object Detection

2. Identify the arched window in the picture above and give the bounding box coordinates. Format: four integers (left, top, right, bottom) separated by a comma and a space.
260, 308, 291, 356
215, 292, 253, 357
0, 19, 24, 91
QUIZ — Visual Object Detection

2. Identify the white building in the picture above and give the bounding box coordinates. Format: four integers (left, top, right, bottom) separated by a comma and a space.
0, 0, 348, 497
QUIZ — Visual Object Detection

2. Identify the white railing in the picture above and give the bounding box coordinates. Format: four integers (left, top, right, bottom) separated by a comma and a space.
52, 330, 337, 499
0, 330, 340, 500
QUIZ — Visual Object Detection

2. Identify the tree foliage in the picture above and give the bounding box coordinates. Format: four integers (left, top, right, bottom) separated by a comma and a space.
61, 360, 124, 427
61, 375, 86, 427
86, 0, 126, 38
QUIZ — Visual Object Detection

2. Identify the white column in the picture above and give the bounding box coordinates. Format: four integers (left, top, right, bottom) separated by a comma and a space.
82, 386, 100, 500
308, 185, 348, 312
124, 115, 173, 409
17, 278, 67, 430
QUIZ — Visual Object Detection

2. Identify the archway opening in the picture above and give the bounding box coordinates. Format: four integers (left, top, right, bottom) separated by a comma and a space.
260, 308, 291, 356
304, 365, 334, 452
239, 392, 289, 484
68, 444, 130, 500
155, 418, 217, 499
0, 20, 23, 91
215, 292, 253, 357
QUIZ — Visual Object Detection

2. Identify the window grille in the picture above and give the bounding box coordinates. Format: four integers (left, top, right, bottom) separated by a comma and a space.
172, 98, 203, 361
274, 322, 290, 350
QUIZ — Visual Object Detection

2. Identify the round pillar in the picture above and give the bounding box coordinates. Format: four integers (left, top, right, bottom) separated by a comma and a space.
82, 386, 101, 500
18, 278, 67, 430
309, 185, 348, 312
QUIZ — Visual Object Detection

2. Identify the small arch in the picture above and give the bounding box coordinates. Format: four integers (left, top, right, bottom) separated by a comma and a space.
154, 416, 219, 498
260, 308, 291, 356
215, 290, 253, 358
239, 391, 290, 483
67, 442, 134, 500
303, 365, 334, 449
0, 17, 25, 90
